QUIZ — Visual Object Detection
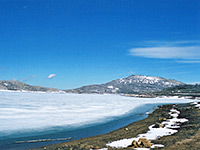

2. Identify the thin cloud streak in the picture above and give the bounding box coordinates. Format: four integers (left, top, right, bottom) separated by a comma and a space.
129, 46, 200, 59
177, 60, 200, 64
129, 40, 200, 63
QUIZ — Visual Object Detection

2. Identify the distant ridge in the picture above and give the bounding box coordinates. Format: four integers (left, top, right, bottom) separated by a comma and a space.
0, 80, 59, 92
0, 75, 184, 94
65, 75, 184, 94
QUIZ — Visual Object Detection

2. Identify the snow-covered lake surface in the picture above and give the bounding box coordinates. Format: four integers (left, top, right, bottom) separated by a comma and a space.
0, 91, 193, 149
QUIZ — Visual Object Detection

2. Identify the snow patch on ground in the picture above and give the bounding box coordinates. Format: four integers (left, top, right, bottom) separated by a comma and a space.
107, 86, 114, 89
191, 101, 200, 109
195, 104, 200, 108
3, 83, 8, 86
106, 106, 188, 149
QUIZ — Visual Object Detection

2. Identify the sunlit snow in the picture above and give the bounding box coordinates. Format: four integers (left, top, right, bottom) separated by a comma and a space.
0, 91, 192, 137
106, 106, 189, 149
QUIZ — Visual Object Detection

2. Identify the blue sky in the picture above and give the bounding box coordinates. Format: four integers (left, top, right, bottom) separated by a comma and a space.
0, 0, 200, 89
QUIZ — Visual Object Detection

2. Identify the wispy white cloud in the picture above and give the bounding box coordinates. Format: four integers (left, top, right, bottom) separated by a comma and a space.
129, 46, 200, 59
129, 40, 200, 63
48, 74, 56, 79
177, 60, 200, 63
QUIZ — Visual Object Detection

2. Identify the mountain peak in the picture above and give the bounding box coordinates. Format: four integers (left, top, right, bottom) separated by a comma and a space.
66, 75, 184, 94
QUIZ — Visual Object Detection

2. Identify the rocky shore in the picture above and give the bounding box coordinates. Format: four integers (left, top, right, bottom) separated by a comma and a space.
31, 101, 200, 150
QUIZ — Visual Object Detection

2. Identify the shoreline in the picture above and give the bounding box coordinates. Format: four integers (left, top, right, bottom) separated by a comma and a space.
1, 92, 193, 150
2, 103, 160, 150
31, 101, 200, 150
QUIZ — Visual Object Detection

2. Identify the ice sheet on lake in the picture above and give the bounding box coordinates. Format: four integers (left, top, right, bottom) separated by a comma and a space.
0, 91, 193, 137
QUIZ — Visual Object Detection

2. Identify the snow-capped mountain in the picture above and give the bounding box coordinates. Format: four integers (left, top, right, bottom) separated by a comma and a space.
66, 75, 184, 94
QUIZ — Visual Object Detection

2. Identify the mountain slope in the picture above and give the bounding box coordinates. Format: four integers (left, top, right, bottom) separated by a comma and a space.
66, 75, 184, 94
0, 80, 59, 92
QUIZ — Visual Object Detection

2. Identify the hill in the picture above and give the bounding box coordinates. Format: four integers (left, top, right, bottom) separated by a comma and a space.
65, 75, 184, 94
0, 80, 59, 92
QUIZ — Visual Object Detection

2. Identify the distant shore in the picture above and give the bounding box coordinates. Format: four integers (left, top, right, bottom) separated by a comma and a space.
31, 101, 200, 150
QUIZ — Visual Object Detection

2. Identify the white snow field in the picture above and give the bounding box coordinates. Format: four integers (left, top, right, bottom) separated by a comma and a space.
0, 91, 193, 136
